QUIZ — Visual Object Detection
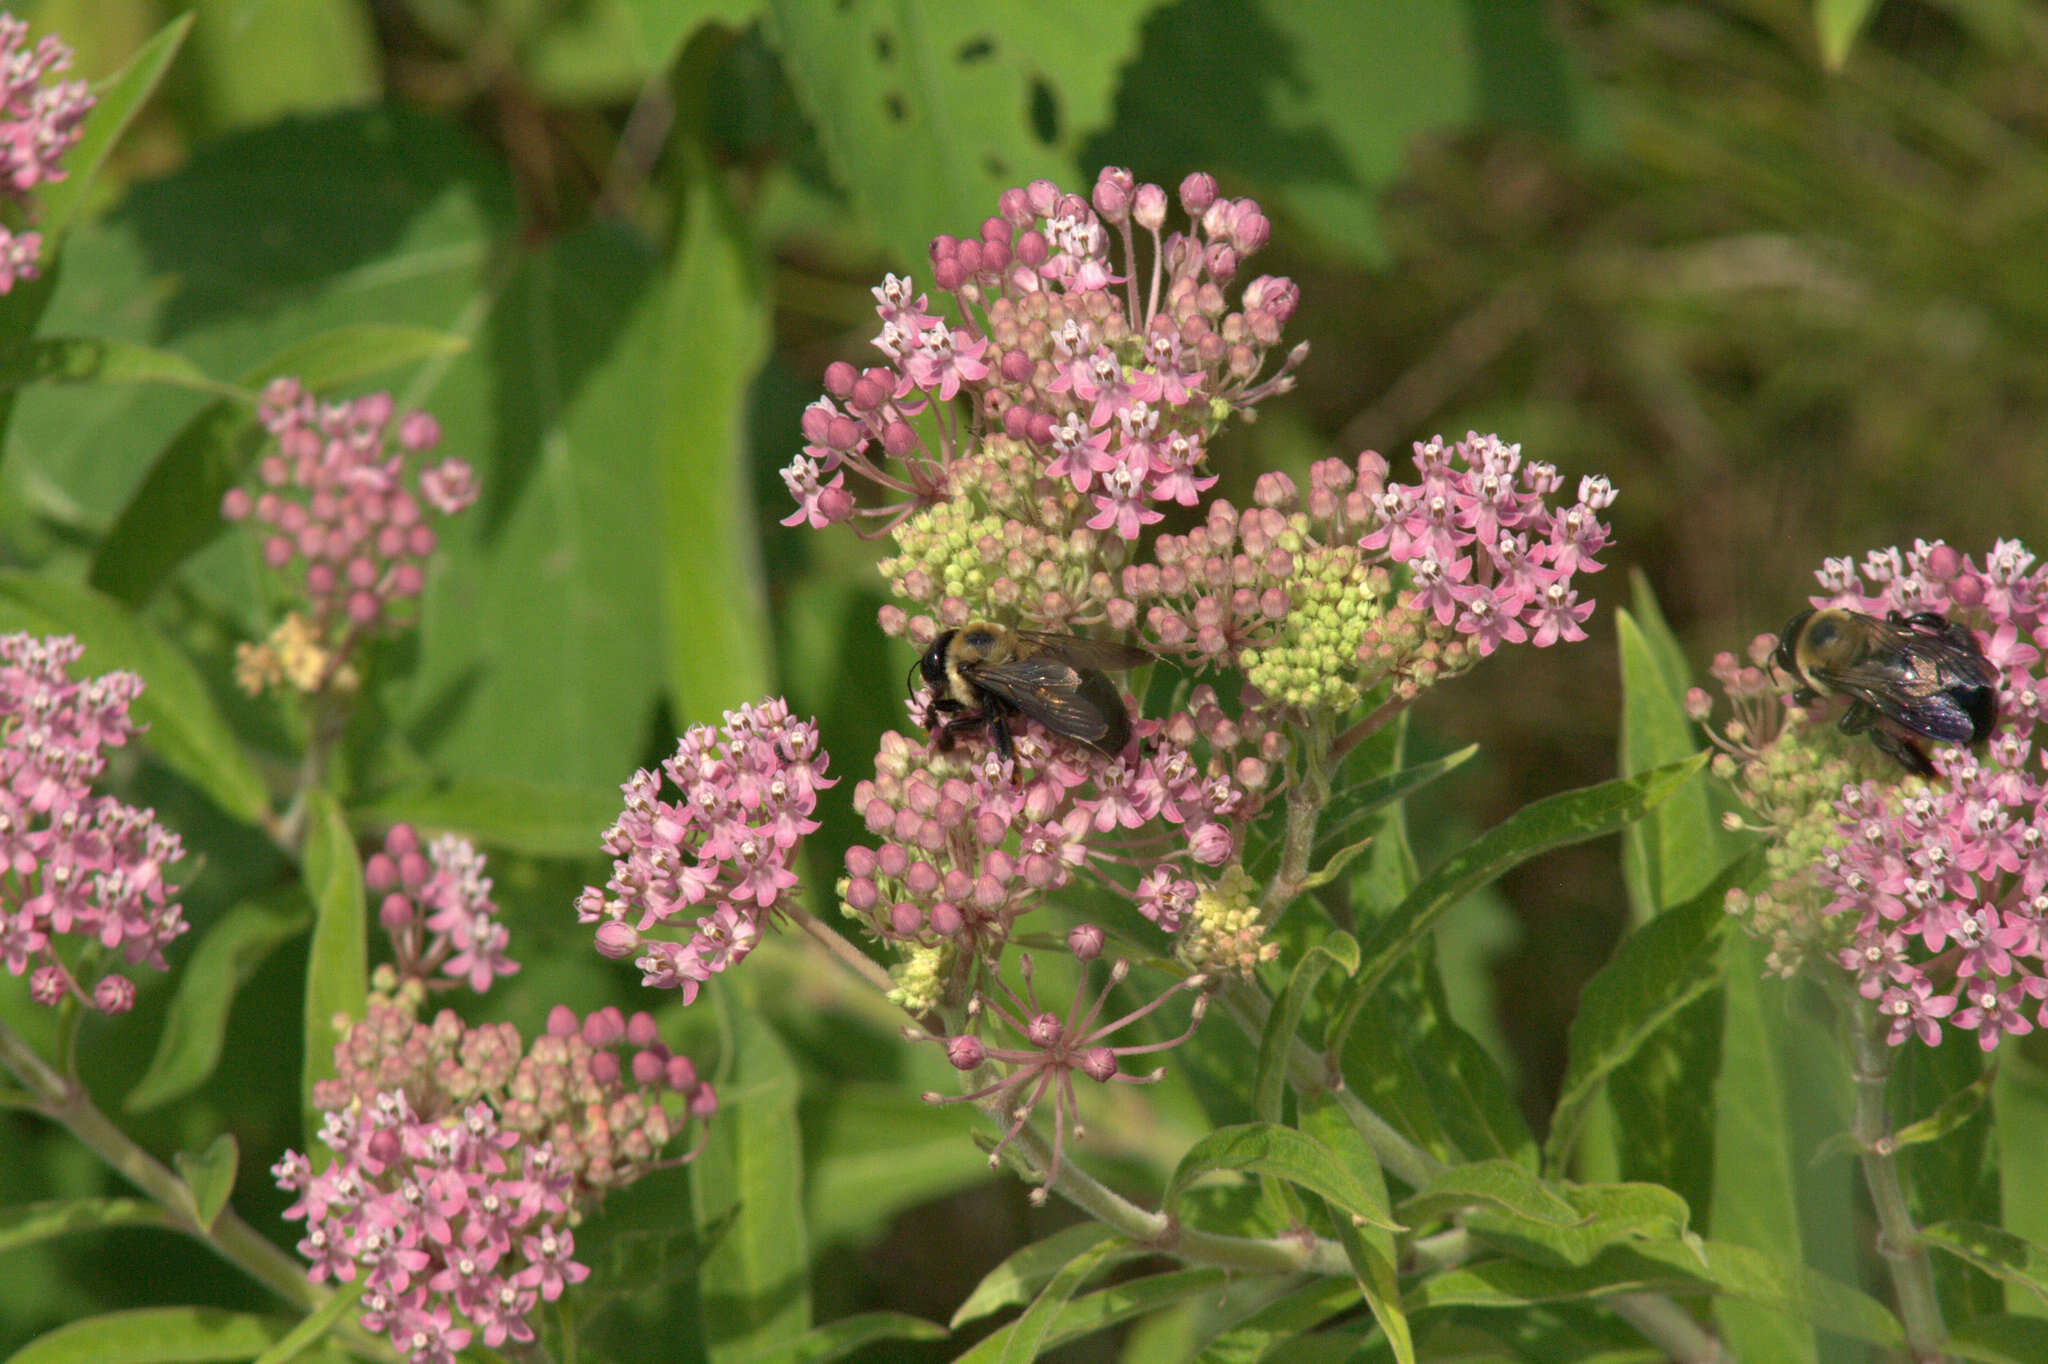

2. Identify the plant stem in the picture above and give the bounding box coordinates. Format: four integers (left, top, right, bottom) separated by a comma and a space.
1833, 982, 1949, 1362
1262, 714, 1334, 918
0, 1019, 322, 1311
785, 904, 899, 997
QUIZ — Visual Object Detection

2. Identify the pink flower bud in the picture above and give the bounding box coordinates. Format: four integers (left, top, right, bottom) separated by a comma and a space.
93, 974, 136, 1015
945, 1034, 987, 1069
1179, 173, 1218, 215
1068, 923, 1104, 961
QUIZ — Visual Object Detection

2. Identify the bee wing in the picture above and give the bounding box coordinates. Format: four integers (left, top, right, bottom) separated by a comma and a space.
1824, 656, 1983, 743
969, 656, 1120, 743
1012, 630, 1154, 672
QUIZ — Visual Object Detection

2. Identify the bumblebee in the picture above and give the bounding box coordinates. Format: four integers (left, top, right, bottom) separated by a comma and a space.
911, 622, 1152, 761
1774, 607, 1997, 776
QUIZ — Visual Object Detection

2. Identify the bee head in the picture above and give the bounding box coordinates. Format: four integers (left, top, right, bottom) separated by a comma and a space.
911, 630, 956, 696
1774, 609, 1814, 679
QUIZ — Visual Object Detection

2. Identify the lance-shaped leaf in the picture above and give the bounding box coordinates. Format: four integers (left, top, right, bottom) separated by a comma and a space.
1252, 931, 1357, 1123
1164, 1122, 1399, 1232
1543, 849, 1757, 1172
36, 14, 194, 245
8, 1307, 297, 1364
0, 1199, 170, 1254
737, 1312, 948, 1364
1924, 1222, 2048, 1310
1331, 754, 1709, 1058
300, 791, 365, 1148
0, 337, 230, 396
128, 889, 309, 1112
1892, 1064, 1997, 1152
950, 1224, 1123, 1328
1409, 1238, 1902, 1346
360, 778, 623, 859
950, 1268, 1228, 1364
1188, 1277, 1369, 1364
999, 1235, 1123, 1364
173, 1134, 239, 1233
1950, 1313, 2048, 1364
1300, 1092, 1412, 1364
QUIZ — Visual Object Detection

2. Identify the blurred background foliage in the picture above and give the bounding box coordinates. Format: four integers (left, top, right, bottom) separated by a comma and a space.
2, 0, 2043, 1358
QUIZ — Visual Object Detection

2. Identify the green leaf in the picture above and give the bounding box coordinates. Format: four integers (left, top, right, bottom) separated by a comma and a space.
653, 154, 773, 724
1252, 931, 1356, 1123
694, 994, 810, 1360
174, 1134, 239, 1232
1332, 754, 1709, 1057
1543, 851, 1753, 1172
949, 1268, 1228, 1364
0, 337, 233, 396
1894, 1063, 1997, 1151
300, 791, 365, 1147
7, 1307, 295, 1364
0, 571, 270, 824
358, 778, 623, 859
36, 14, 195, 245
1163, 1123, 1399, 1232
763, 0, 1150, 271
1996, 1061, 2048, 1316
128, 890, 309, 1112
1401, 1159, 1579, 1229
1709, 936, 1830, 1364
807, 1084, 994, 1248
1951, 1313, 2048, 1364
1464, 1180, 1693, 1271
87, 324, 469, 607
999, 1235, 1122, 1364
1616, 598, 1745, 923
1815, 0, 1880, 70
1409, 1238, 1902, 1346
740, 1312, 948, 1364
1308, 743, 1479, 867
1925, 1222, 2048, 1310
184, 0, 376, 130
1187, 1277, 1365, 1364
0, 1199, 170, 1253
949, 1223, 1122, 1329
1298, 1093, 1411, 1364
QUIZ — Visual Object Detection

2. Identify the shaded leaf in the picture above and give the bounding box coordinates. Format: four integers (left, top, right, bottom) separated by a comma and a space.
128, 890, 309, 1112
742, 1312, 948, 1364
1332, 755, 1708, 1057
0, 337, 230, 395
1816, 0, 1881, 70
694, 994, 810, 1360
358, 778, 623, 860
1925, 1222, 2048, 1310
949, 1268, 1228, 1364
36, 14, 194, 244
249, 1279, 363, 1364
1298, 1093, 1411, 1364
999, 1235, 1121, 1364
1252, 931, 1356, 1123
300, 791, 365, 1146
1187, 1277, 1364, 1364
1544, 850, 1754, 1172
1951, 1313, 2048, 1364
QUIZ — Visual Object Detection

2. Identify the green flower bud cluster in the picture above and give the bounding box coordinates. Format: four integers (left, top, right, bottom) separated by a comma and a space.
1240, 542, 1381, 714
887, 942, 953, 1015
1180, 865, 1276, 978
1719, 722, 1867, 975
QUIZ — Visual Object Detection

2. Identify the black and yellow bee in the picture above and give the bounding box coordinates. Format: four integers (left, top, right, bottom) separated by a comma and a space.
911, 622, 1151, 761
1774, 607, 1998, 776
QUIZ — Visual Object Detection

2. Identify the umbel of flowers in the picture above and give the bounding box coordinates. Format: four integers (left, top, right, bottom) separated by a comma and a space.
1697, 540, 2048, 1051
222, 379, 477, 695
576, 698, 835, 1002
276, 983, 717, 1364
0, 633, 186, 1014
0, 13, 94, 293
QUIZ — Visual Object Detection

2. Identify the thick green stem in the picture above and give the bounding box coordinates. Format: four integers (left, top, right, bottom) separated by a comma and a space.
1262, 714, 1334, 919
1834, 984, 1949, 1362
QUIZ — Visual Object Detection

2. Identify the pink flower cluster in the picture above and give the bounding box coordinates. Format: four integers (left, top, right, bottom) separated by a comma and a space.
280, 993, 715, 1363
843, 689, 1265, 953
1779, 542, 2048, 1050
0, 15, 93, 294
781, 167, 1301, 540
367, 825, 516, 994
908, 945, 1208, 1202
0, 634, 185, 1013
222, 378, 477, 640
1705, 540, 2048, 1050
577, 698, 834, 1003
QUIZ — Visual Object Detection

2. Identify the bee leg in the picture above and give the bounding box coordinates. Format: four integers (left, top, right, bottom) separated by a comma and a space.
1836, 702, 1875, 735
1870, 727, 1937, 777
988, 712, 1014, 763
